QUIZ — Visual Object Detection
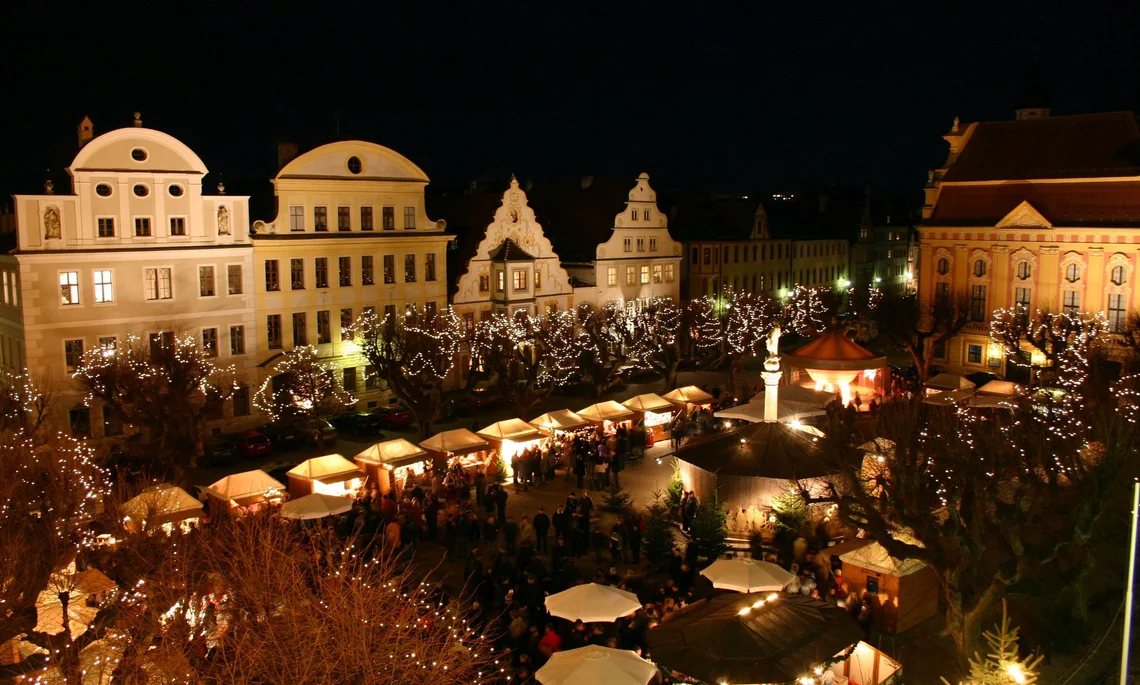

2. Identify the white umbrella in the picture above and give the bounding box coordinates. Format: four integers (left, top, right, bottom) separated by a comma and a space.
545, 583, 641, 623
699, 558, 795, 593
280, 493, 354, 520
536, 645, 658, 685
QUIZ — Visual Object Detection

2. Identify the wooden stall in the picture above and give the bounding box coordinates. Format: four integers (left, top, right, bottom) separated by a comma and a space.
622, 393, 675, 442
419, 428, 490, 475
530, 408, 590, 435
121, 484, 204, 533
577, 400, 635, 432
206, 470, 285, 513
477, 419, 545, 479
663, 385, 714, 408
286, 454, 365, 498
835, 542, 940, 634
354, 439, 429, 496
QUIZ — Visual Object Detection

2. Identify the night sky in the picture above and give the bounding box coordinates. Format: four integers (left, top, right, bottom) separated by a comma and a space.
2, 1, 1138, 207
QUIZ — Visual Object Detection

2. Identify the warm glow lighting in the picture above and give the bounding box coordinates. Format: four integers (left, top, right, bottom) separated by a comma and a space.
905, 271, 914, 281
737, 607, 751, 616
864, 367, 877, 383
1005, 663, 1027, 684
789, 419, 803, 429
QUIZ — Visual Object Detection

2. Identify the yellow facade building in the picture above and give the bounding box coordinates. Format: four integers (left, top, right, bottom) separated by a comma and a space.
250, 141, 451, 409
918, 108, 1140, 376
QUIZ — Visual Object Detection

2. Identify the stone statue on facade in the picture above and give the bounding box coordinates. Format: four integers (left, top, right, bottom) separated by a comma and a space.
217, 206, 230, 235
43, 205, 61, 239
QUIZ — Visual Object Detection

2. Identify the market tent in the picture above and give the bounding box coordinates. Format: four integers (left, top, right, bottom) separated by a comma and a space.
121, 484, 203, 529
476, 418, 545, 443
647, 594, 863, 685
287, 454, 365, 497
535, 645, 658, 685
968, 394, 1017, 409
577, 401, 635, 424
621, 393, 674, 413
206, 470, 285, 508
923, 389, 974, 406
714, 400, 824, 424
839, 542, 926, 577
977, 379, 1022, 396
354, 439, 429, 470
530, 408, 590, 433
700, 558, 795, 593
859, 438, 895, 455
772, 384, 840, 407
35, 569, 117, 636
925, 372, 976, 392
663, 385, 715, 406
419, 428, 490, 455
280, 493, 354, 520
545, 583, 641, 623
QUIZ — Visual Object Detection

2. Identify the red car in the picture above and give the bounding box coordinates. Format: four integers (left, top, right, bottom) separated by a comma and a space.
371, 404, 414, 429
228, 430, 273, 459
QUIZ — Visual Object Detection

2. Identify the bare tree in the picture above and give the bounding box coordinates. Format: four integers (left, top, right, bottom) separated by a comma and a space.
855, 289, 971, 389
471, 310, 578, 420
254, 345, 355, 421
575, 302, 634, 399
0, 369, 56, 434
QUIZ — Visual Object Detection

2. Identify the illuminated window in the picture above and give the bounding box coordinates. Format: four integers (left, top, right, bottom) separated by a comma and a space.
533, 267, 540, 289
497, 271, 505, 291
626, 267, 636, 285
1063, 290, 1080, 315
607, 267, 617, 286
665, 264, 674, 282
59, 271, 80, 305
513, 269, 527, 290
967, 344, 982, 364
640, 265, 650, 284
144, 267, 173, 300
317, 310, 331, 344
653, 264, 663, 283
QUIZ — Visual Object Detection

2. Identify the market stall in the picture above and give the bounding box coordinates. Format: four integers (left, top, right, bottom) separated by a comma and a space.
354, 438, 430, 495
419, 428, 490, 475
577, 400, 635, 432
621, 393, 675, 442
206, 469, 285, 513
121, 484, 204, 533
286, 454, 365, 498
836, 541, 939, 634
280, 493, 354, 520
530, 408, 590, 434
783, 329, 888, 409
662, 385, 715, 408
924, 372, 976, 396
477, 418, 546, 479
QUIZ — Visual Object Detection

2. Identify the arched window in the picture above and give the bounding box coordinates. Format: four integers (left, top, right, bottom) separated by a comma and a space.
1065, 263, 1081, 283
1017, 261, 1031, 280
1112, 265, 1127, 286
973, 260, 987, 277
937, 258, 949, 275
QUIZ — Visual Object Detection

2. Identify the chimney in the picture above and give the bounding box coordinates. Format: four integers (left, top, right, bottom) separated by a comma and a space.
132, 112, 142, 128
78, 116, 94, 150
277, 142, 299, 168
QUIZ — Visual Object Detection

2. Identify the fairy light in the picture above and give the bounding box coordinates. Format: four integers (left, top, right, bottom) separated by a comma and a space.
253, 344, 356, 420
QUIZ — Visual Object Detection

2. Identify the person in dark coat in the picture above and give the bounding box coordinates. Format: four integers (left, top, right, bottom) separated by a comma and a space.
579, 490, 594, 521
532, 507, 551, 555
551, 505, 569, 543
495, 486, 509, 523
423, 493, 440, 540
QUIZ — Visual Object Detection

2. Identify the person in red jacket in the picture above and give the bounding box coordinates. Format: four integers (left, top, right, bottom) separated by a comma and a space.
537, 622, 562, 659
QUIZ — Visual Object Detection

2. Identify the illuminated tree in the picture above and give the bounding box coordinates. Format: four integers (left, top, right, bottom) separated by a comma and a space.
0, 369, 55, 434
73, 334, 236, 467
941, 602, 1042, 685
854, 288, 971, 389
627, 298, 686, 391
355, 306, 463, 440
254, 345, 355, 421
471, 310, 577, 420
575, 302, 634, 399
989, 307, 1108, 393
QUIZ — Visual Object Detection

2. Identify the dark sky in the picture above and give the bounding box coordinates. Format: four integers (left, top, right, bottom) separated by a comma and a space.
2, 0, 1138, 206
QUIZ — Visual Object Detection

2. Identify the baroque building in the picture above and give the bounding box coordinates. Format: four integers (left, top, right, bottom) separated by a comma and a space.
918, 107, 1140, 376
251, 141, 451, 409
0, 115, 259, 438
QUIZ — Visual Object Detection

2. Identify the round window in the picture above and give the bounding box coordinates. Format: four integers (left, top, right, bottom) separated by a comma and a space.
95, 184, 113, 197
347, 156, 362, 174
168, 184, 184, 197
133, 184, 149, 197
130, 148, 148, 162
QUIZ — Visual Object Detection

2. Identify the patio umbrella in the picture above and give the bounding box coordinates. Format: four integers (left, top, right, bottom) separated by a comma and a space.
280, 493, 354, 520
545, 583, 641, 623
535, 645, 658, 685
700, 558, 795, 593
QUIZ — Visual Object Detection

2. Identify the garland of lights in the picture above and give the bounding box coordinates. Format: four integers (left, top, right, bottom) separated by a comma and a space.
253, 344, 357, 421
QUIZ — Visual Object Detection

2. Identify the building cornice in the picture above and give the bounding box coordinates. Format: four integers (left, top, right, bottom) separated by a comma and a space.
250, 231, 451, 240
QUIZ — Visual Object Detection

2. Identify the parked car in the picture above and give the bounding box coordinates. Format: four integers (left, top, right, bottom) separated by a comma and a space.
200, 436, 239, 467
228, 430, 273, 459
262, 418, 338, 448
466, 386, 504, 409
370, 404, 414, 429
330, 411, 384, 437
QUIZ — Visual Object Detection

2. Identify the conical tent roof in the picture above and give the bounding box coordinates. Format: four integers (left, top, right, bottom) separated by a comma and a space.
577, 401, 635, 423
287, 454, 363, 483
784, 330, 886, 371
663, 385, 715, 405
545, 583, 642, 623
419, 428, 490, 455
622, 393, 674, 413
476, 418, 544, 443
354, 439, 428, 468
530, 408, 590, 432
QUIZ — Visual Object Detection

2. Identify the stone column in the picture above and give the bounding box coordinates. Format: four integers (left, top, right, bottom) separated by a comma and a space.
762, 357, 782, 423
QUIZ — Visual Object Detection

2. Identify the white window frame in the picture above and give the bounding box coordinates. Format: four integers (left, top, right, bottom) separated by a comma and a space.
230, 324, 246, 356
289, 205, 305, 232
649, 237, 658, 252
198, 264, 218, 298
201, 326, 219, 358
643, 209, 650, 221
143, 266, 174, 302
607, 267, 617, 286
623, 238, 631, 252
96, 216, 117, 239
637, 238, 645, 252
92, 268, 114, 304
403, 206, 417, 230
640, 265, 650, 284
226, 263, 244, 296
58, 270, 81, 306
626, 267, 636, 286
63, 337, 85, 372
133, 215, 154, 238
168, 215, 188, 237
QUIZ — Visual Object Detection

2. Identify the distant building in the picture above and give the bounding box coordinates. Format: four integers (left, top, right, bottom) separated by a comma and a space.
0, 116, 259, 439
918, 107, 1140, 376
851, 192, 918, 295
251, 141, 451, 409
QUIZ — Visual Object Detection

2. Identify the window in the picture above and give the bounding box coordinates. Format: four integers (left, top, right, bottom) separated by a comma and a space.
734, 246, 740, 263
343, 367, 357, 392
607, 267, 617, 286
131, 148, 147, 162
935, 281, 950, 308
497, 271, 505, 291
59, 271, 80, 305
1112, 265, 1128, 286
134, 217, 151, 237
317, 310, 331, 344
691, 248, 699, 264
404, 254, 416, 282
653, 264, 663, 283
64, 339, 84, 371
967, 344, 983, 364
103, 406, 122, 437
1015, 287, 1031, 322
132, 184, 149, 197
973, 260, 987, 277
723, 247, 729, 262
289, 206, 304, 231
533, 268, 541, 290
168, 184, 184, 198
264, 256, 280, 288
425, 301, 437, 317
69, 408, 91, 439
384, 304, 396, 323
267, 315, 282, 349
232, 385, 250, 416
513, 269, 527, 290
315, 258, 329, 288
425, 253, 437, 281
227, 264, 243, 294
230, 325, 245, 355
365, 365, 378, 389
98, 336, 116, 352
665, 264, 674, 282
339, 256, 352, 286
640, 265, 650, 284
752, 245, 757, 261
637, 238, 645, 252
347, 156, 363, 174
199, 266, 216, 297
403, 206, 416, 229
630, 209, 638, 221
383, 206, 395, 230
314, 206, 328, 231
95, 184, 113, 197
169, 217, 186, 236
202, 328, 218, 357
337, 206, 351, 231
1063, 290, 1081, 315
144, 267, 173, 300
703, 248, 711, 265
97, 217, 115, 237
292, 312, 307, 347
937, 257, 949, 275
626, 267, 636, 285
624, 238, 632, 252
1066, 263, 1081, 283
970, 284, 987, 321
361, 206, 373, 231
1109, 293, 1127, 332
383, 255, 395, 284
360, 256, 374, 286
1017, 261, 1031, 280
650, 237, 658, 252
643, 209, 650, 221
341, 308, 354, 340
478, 273, 490, 292
462, 312, 475, 335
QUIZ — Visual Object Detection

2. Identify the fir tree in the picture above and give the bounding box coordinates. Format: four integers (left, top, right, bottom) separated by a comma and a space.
644, 490, 675, 564
603, 481, 633, 513
941, 601, 1042, 685
665, 458, 685, 517
691, 493, 730, 561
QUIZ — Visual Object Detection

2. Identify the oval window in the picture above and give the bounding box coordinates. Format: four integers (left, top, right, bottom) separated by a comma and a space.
168, 184, 184, 197
130, 148, 148, 162
347, 156, 363, 174
95, 184, 113, 197
133, 184, 149, 197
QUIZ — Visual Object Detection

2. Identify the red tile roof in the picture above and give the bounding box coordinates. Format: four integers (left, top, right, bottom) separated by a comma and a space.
926, 181, 1140, 227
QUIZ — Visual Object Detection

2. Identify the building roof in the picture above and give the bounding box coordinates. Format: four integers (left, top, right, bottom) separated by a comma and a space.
839, 542, 928, 577
476, 418, 544, 443
942, 111, 1140, 182
487, 237, 537, 262
577, 400, 636, 423
353, 439, 429, 468
675, 421, 835, 478
286, 454, 364, 483
783, 330, 886, 370
926, 180, 1140, 227
419, 428, 489, 455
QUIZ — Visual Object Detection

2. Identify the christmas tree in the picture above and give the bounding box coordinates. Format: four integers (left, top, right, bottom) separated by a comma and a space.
942, 601, 1042, 685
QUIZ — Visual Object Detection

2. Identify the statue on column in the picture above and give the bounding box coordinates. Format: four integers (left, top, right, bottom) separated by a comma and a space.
764, 324, 781, 371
